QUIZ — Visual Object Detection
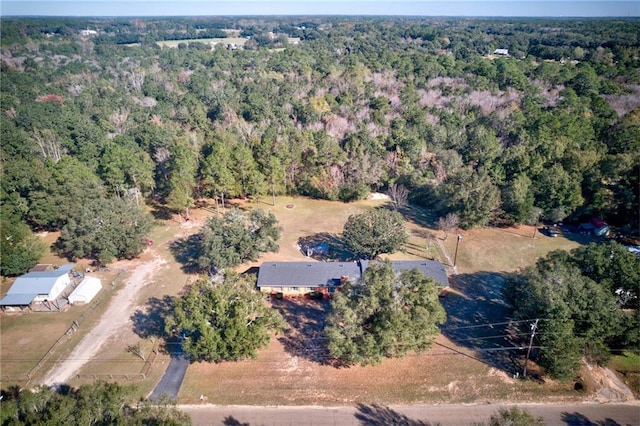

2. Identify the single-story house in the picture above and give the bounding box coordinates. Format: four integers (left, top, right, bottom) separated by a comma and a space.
0, 264, 75, 308
493, 48, 509, 56
68, 277, 102, 305
256, 260, 449, 296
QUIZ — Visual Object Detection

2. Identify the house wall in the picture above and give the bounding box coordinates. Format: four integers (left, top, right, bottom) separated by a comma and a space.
259, 286, 315, 295
36, 275, 71, 301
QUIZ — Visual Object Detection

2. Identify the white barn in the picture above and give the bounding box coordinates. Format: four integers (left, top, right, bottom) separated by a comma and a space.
68, 277, 102, 305
0, 264, 74, 308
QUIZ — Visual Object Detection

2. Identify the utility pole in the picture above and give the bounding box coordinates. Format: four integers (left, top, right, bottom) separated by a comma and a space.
523, 318, 539, 379
453, 234, 462, 267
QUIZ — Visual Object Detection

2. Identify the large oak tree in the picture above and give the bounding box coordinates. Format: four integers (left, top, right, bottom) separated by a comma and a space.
505, 246, 629, 379
57, 197, 152, 265
342, 209, 408, 259
197, 208, 281, 273
325, 262, 446, 366
165, 273, 284, 362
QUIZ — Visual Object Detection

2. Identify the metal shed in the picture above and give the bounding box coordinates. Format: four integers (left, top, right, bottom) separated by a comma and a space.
68, 277, 102, 305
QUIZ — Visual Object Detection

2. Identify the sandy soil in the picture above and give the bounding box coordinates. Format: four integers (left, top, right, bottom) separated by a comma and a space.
42, 255, 166, 386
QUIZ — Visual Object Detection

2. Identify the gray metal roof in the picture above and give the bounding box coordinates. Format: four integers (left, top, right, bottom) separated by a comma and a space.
0, 264, 75, 307
257, 261, 362, 288
0, 293, 37, 306
8, 275, 65, 295
257, 260, 449, 289
18, 264, 74, 282
383, 260, 449, 287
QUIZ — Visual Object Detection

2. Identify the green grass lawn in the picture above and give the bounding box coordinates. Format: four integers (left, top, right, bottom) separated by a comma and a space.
441, 225, 588, 274
610, 351, 640, 395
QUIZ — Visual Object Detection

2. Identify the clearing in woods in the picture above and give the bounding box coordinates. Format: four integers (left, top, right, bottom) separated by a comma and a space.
3, 196, 627, 405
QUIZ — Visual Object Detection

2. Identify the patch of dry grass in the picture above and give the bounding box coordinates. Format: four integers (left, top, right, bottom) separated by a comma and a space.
441, 225, 587, 274
2, 196, 595, 405
179, 331, 582, 405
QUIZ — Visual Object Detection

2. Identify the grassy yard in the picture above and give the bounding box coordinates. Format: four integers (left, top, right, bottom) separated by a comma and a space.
0, 195, 608, 405
440, 224, 588, 274
610, 352, 640, 396
178, 197, 591, 405
0, 214, 193, 391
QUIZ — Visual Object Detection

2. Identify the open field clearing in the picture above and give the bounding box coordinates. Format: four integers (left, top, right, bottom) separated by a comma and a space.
155, 37, 248, 48
441, 224, 588, 274
178, 197, 613, 405
0, 196, 377, 392
2, 196, 626, 405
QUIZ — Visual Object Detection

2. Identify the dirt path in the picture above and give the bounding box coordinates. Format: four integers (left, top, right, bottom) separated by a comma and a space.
42, 255, 166, 386
435, 237, 457, 275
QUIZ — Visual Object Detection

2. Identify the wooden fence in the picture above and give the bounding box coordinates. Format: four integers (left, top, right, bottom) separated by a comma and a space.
0, 269, 127, 385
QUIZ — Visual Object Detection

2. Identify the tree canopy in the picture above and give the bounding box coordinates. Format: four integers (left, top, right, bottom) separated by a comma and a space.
325, 262, 446, 366
505, 242, 636, 379
0, 216, 45, 276
197, 208, 281, 273
1, 16, 639, 274
342, 209, 408, 259
164, 273, 284, 362
0, 381, 191, 426
56, 197, 153, 265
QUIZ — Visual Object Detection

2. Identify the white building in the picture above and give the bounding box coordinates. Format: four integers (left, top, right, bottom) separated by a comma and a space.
68, 277, 102, 305
0, 264, 74, 308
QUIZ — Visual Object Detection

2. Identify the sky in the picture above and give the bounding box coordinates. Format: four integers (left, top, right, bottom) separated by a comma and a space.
1, 0, 638, 17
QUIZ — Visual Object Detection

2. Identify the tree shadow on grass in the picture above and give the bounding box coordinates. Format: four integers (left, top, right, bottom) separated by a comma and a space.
298, 232, 355, 261
355, 404, 438, 426
440, 271, 527, 376
148, 201, 173, 221
131, 295, 174, 354
169, 234, 203, 274
397, 203, 439, 230
222, 417, 254, 426
272, 298, 333, 365
561, 412, 621, 426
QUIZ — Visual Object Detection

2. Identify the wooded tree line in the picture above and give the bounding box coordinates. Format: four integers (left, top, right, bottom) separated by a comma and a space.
0, 381, 191, 425
1, 16, 638, 273
505, 241, 640, 379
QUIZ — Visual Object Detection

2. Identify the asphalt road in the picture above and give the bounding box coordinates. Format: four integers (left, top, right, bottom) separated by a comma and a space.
148, 352, 189, 401
181, 403, 640, 426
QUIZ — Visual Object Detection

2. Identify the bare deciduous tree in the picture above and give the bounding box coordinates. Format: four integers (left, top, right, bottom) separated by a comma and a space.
126, 69, 145, 93
387, 183, 409, 210
110, 109, 130, 134
126, 342, 146, 361
32, 129, 64, 163
438, 213, 460, 241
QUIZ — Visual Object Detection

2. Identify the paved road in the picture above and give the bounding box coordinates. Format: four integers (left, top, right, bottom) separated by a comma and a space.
148, 352, 189, 401
181, 403, 640, 426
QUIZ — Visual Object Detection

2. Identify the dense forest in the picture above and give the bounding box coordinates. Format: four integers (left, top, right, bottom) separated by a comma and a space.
1, 16, 639, 272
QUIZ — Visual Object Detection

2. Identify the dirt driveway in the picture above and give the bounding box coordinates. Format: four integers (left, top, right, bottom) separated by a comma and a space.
42, 254, 167, 386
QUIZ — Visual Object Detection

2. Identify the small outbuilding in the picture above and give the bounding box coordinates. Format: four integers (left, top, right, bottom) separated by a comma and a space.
68, 277, 102, 305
